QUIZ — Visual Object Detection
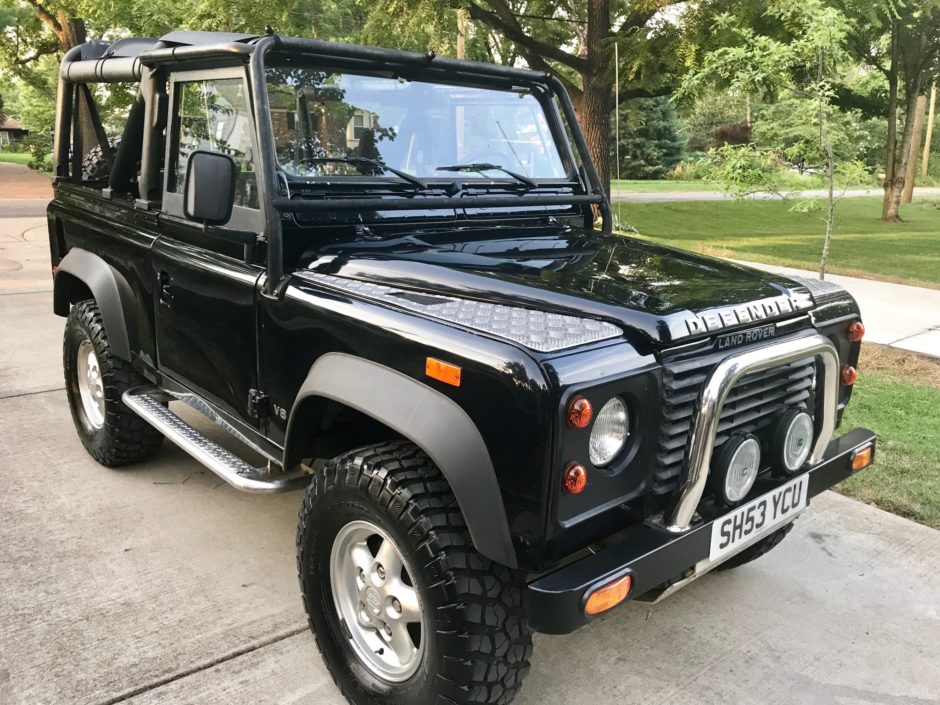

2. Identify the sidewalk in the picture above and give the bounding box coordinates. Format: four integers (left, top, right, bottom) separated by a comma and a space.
732, 259, 940, 357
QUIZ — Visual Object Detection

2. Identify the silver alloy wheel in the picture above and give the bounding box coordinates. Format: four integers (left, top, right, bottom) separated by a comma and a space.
330, 520, 425, 682
76, 338, 105, 430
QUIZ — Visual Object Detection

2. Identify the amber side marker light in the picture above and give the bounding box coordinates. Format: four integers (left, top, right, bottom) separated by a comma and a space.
851, 444, 873, 472
566, 396, 593, 428
426, 357, 461, 387
848, 320, 865, 342
584, 574, 632, 616
841, 365, 858, 386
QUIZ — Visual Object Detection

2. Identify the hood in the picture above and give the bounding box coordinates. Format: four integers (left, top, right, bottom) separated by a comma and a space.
307, 231, 818, 348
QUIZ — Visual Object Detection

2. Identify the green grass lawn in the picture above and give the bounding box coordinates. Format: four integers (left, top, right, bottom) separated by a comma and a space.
619, 197, 940, 288
0, 152, 32, 165
836, 347, 940, 529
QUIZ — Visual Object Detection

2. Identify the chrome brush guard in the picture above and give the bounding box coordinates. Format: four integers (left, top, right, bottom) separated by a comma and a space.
662, 334, 840, 532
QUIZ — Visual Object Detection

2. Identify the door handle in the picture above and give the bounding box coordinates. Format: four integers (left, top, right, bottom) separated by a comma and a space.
158, 271, 174, 308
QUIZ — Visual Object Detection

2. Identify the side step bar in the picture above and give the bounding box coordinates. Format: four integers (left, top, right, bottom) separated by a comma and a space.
122, 387, 311, 493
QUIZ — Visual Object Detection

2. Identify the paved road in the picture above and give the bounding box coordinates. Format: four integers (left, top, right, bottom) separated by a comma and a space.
610, 186, 940, 203
2, 205, 939, 704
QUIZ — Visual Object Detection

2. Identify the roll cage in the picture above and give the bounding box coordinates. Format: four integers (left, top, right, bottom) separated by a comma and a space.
54, 31, 612, 298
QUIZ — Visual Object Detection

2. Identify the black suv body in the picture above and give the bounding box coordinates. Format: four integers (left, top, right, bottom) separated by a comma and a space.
49, 30, 875, 705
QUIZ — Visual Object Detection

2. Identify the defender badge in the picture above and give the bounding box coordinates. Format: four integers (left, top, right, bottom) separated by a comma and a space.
684, 293, 812, 336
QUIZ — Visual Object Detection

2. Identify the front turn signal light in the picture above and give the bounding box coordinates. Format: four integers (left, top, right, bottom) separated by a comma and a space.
584, 574, 632, 616
848, 320, 865, 342
851, 444, 873, 471
566, 396, 593, 428
841, 365, 858, 386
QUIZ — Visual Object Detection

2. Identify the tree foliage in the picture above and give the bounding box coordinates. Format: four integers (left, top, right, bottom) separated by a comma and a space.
679, 0, 871, 278
753, 98, 884, 170
615, 96, 684, 178
357, 0, 696, 192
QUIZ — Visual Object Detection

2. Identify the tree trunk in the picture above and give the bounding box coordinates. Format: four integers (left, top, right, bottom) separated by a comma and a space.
882, 21, 900, 221
819, 142, 836, 281
816, 47, 836, 281
922, 83, 937, 177
61, 17, 86, 50
576, 75, 613, 195
580, 0, 613, 196
885, 85, 925, 220
902, 94, 928, 203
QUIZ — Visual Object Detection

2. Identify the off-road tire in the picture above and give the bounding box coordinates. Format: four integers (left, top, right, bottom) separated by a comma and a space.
297, 441, 532, 705
64, 299, 163, 466
716, 521, 795, 571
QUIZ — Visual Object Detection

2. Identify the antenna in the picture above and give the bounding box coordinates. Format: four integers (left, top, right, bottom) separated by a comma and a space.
615, 41, 622, 226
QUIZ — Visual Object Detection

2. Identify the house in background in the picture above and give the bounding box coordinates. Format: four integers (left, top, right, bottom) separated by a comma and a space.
0, 117, 28, 148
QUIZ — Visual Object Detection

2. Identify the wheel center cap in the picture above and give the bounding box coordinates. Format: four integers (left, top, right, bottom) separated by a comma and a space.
364, 586, 382, 616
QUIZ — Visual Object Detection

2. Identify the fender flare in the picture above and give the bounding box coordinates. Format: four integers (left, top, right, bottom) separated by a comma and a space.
54, 248, 135, 361
285, 353, 518, 568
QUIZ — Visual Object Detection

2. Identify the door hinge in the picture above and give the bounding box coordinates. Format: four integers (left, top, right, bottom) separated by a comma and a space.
247, 389, 269, 420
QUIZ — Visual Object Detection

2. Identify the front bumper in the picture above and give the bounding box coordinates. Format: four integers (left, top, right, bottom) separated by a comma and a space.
527, 427, 876, 634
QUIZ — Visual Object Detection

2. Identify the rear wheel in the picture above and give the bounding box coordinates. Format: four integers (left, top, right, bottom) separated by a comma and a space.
64, 300, 163, 466
297, 441, 532, 705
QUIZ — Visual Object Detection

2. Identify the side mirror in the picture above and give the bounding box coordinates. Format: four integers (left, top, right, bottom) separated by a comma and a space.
184, 151, 236, 225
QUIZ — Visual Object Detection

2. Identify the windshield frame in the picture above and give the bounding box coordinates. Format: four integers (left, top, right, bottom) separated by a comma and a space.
246, 35, 611, 297
263, 63, 580, 190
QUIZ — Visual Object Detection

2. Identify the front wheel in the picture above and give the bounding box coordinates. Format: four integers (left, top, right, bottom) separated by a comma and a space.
297, 441, 532, 705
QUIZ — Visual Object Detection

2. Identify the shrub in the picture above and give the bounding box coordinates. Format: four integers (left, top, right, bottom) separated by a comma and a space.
24, 131, 53, 171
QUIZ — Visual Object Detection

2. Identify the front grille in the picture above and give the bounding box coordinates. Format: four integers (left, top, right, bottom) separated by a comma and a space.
653, 347, 816, 495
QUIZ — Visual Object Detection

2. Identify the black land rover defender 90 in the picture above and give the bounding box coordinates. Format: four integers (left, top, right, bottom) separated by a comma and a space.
49, 30, 876, 705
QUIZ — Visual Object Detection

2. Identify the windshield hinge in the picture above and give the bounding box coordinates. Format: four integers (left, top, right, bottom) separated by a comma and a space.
248, 389, 269, 420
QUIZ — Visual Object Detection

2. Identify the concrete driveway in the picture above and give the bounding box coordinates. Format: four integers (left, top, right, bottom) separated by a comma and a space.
1, 195, 939, 705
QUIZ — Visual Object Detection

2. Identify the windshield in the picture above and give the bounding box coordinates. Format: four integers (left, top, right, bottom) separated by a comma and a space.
265, 67, 568, 181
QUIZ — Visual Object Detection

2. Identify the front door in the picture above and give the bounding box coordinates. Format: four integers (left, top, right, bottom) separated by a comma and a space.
152, 68, 264, 423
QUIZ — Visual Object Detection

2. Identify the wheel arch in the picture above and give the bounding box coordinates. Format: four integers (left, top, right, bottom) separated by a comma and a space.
54, 248, 136, 361
284, 353, 518, 568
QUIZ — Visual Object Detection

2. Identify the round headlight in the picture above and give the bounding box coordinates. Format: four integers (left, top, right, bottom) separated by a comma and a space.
714, 434, 761, 504
589, 397, 629, 467
774, 409, 814, 474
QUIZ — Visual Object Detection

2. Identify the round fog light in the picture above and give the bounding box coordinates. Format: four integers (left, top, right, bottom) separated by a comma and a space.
773, 409, 814, 474
713, 434, 761, 504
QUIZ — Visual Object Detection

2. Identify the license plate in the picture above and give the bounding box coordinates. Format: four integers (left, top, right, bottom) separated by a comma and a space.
709, 474, 809, 562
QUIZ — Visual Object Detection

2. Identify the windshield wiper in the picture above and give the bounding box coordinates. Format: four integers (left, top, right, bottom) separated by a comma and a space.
298, 156, 426, 191
435, 163, 537, 190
